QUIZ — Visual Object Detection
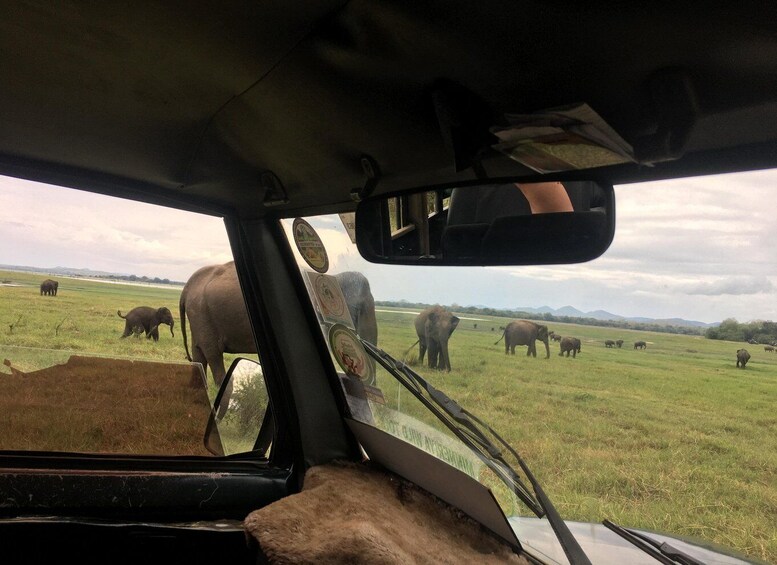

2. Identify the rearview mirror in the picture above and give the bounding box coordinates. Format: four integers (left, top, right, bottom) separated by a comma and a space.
355, 180, 614, 266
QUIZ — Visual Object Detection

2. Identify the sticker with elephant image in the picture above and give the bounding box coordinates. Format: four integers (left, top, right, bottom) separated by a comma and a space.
329, 324, 375, 385
292, 218, 329, 273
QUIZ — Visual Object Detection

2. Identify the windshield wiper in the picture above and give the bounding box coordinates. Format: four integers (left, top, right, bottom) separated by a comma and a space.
362, 341, 592, 565
603, 519, 706, 565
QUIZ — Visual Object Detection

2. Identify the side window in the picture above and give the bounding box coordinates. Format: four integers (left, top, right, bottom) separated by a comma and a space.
0, 176, 269, 457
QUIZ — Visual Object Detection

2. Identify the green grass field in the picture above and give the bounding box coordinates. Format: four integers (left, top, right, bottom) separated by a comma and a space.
1, 271, 775, 562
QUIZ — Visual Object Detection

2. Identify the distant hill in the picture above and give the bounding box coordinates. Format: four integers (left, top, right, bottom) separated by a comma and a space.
0, 264, 184, 286
512, 305, 717, 328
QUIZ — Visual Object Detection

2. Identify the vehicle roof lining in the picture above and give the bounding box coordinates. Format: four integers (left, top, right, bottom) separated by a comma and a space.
1, 2, 776, 216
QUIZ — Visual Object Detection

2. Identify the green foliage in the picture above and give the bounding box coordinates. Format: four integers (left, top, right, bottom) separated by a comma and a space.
706, 317, 777, 344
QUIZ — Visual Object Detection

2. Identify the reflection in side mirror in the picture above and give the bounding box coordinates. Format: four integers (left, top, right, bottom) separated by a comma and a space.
203, 357, 272, 457
355, 180, 615, 266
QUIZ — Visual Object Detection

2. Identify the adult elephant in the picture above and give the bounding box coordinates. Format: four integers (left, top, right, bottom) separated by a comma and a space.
118, 306, 175, 341
559, 336, 581, 357
40, 279, 58, 296
413, 306, 459, 372
494, 320, 549, 358
334, 271, 378, 345
616, 339, 623, 348
604, 339, 615, 348
736, 348, 751, 368
634, 341, 647, 349
180, 262, 378, 387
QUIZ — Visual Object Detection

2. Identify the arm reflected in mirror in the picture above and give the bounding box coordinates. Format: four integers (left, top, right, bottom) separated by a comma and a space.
516, 182, 574, 214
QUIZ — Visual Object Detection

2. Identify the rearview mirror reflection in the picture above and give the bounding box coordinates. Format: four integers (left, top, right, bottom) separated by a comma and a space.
356, 181, 615, 266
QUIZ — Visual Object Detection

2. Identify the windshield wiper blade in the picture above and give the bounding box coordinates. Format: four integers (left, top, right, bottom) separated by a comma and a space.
365, 343, 537, 504
363, 341, 592, 565
603, 519, 706, 565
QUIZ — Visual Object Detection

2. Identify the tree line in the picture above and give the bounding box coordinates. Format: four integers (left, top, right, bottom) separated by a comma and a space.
705, 319, 777, 344
94, 274, 183, 285
377, 301, 706, 336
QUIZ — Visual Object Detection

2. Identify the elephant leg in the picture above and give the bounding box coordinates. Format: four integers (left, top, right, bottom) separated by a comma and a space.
418, 341, 427, 364
217, 378, 234, 419
210, 355, 228, 387
428, 341, 440, 369
510, 344, 516, 355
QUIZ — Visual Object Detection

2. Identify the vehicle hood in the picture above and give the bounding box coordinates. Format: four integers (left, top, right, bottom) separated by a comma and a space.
509, 517, 760, 565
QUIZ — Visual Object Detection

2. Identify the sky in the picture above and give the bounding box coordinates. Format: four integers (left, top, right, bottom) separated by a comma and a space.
2, 169, 776, 325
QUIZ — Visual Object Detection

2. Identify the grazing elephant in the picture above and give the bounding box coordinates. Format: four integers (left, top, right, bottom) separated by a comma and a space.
414, 305, 460, 371
605, 339, 615, 348
559, 336, 581, 357
494, 320, 550, 358
118, 307, 175, 341
40, 279, 58, 296
616, 339, 623, 348
736, 348, 751, 368
634, 341, 647, 349
764, 345, 774, 353
180, 262, 378, 387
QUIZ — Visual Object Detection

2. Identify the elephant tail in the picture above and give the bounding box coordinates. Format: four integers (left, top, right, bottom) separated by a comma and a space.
494, 330, 506, 345
179, 292, 192, 362
117, 310, 126, 319
401, 340, 419, 362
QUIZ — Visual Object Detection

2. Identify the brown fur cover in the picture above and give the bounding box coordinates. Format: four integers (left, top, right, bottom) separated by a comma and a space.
244, 460, 529, 564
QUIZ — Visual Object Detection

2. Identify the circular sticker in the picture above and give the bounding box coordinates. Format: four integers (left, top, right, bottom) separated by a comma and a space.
293, 218, 329, 273
314, 275, 347, 319
329, 324, 374, 383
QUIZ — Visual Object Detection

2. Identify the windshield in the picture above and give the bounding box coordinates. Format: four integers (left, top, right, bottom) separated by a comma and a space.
281, 170, 776, 565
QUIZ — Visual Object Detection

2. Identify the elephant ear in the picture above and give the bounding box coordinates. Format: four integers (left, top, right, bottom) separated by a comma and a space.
449, 316, 460, 333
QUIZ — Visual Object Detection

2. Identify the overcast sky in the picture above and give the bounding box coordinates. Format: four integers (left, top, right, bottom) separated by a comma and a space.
2, 169, 776, 324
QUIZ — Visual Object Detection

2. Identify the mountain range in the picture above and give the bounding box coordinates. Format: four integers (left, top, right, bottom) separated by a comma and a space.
513, 305, 718, 328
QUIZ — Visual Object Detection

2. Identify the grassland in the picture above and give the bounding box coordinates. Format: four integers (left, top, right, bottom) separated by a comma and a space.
1, 270, 775, 562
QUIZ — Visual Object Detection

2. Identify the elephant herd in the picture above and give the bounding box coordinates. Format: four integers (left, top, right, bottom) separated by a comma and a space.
413, 314, 588, 371
38, 269, 756, 378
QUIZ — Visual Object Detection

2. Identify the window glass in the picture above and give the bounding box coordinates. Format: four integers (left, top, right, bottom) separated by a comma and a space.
282, 169, 777, 565
0, 176, 268, 457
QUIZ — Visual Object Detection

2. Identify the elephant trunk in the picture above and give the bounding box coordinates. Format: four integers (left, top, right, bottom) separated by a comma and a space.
440, 340, 452, 372
542, 337, 550, 359
169, 319, 175, 337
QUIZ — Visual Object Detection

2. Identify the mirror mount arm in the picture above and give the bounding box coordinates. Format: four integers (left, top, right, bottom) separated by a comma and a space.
350, 155, 381, 202
634, 68, 699, 164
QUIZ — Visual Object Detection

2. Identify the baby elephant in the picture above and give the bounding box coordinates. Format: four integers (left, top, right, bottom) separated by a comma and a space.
118, 307, 175, 341
736, 348, 751, 369
559, 337, 581, 358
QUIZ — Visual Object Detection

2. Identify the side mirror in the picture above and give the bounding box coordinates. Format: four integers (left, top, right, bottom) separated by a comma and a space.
356, 180, 615, 266
203, 358, 273, 457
